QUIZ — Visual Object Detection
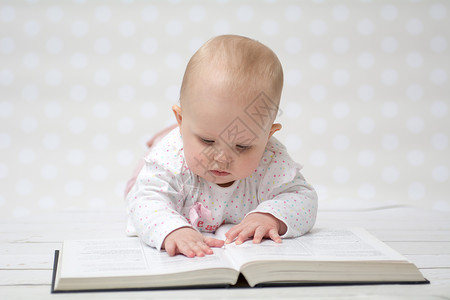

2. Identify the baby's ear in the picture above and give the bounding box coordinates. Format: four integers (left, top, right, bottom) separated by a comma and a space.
268, 123, 282, 139
172, 105, 183, 127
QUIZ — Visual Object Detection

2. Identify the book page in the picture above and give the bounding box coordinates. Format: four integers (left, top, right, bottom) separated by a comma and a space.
224, 228, 407, 269
60, 238, 148, 277
294, 228, 405, 260
60, 238, 235, 278
141, 243, 232, 274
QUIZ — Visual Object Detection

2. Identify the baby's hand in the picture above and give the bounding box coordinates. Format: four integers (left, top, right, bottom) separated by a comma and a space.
224, 213, 287, 245
162, 227, 224, 258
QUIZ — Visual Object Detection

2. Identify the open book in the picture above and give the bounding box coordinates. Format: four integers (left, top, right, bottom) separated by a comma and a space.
52, 226, 428, 292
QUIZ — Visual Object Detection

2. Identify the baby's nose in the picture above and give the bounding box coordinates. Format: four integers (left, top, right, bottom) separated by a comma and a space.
214, 149, 233, 165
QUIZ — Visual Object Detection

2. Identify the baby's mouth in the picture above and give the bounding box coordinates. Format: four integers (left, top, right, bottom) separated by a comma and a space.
209, 170, 231, 177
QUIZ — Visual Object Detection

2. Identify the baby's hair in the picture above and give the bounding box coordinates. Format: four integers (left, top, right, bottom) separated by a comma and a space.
179, 35, 284, 107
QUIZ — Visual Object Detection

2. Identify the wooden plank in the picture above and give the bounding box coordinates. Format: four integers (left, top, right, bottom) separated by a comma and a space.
0, 222, 126, 233
0, 209, 126, 225
315, 216, 450, 231
0, 223, 127, 243
0, 243, 61, 255
407, 255, 450, 268
0, 254, 54, 270
316, 207, 450, 230
386, 242, 450, 255
420, 268, 450, 283
0, 242, 59, 269
0, 283, 449, 300
0, 270, 52, 285
0, 230, 126, 243
370, 230, 450, 242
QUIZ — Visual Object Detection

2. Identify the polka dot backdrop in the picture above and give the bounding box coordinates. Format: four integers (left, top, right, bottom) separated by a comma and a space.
0, 0, 449, 218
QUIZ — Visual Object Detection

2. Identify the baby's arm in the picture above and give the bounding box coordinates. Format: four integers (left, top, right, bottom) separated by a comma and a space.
126, 160, 192, 250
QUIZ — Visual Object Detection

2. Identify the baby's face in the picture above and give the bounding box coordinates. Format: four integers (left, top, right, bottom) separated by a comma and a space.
174, 80, 280, 187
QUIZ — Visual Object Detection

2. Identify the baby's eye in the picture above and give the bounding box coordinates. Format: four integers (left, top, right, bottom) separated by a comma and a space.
200, 137, 214, 145
236, 144, 251, 152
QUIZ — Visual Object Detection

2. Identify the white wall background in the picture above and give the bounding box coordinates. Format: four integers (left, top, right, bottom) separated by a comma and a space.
0, 0, 449, 218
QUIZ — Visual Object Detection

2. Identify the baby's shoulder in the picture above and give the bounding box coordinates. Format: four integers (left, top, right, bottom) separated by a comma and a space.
255, 136, 302, 175
262, 136, 298, 166
145, 128, 186, 174
252, 136, 303, 188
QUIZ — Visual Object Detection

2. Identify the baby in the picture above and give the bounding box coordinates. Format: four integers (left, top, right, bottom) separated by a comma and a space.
126, 35, 318, 258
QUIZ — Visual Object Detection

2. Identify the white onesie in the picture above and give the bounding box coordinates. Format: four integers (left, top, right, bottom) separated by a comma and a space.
126, 128, 318, 250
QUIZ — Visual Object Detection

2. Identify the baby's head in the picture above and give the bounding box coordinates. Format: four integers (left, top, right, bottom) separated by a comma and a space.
173, 35, 284, 187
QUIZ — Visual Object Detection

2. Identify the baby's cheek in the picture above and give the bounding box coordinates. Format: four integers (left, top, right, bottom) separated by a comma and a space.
185, 153, 202, 173
237, 154, 260, 176
185, 152, 214, 181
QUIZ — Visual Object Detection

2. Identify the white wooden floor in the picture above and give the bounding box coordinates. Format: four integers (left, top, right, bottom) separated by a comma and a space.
1, 206, 449, 299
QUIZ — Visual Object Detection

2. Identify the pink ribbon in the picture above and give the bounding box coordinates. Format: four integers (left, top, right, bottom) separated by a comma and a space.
189, 202, 212, 226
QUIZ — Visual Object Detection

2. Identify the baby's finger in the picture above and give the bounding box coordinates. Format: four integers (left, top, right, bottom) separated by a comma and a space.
164, 240, 178, 257
204, 237, 225, 248
177, 241, 195, 258
188, 242, 208, 257
252, 226, 267, 244
268, 228, 282, 243
235, 226, 256, 245
197, 241, 213, 255
224, 224, 242, 244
